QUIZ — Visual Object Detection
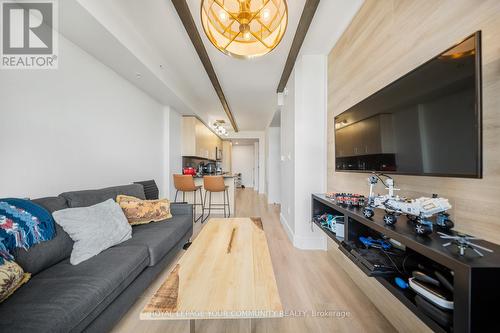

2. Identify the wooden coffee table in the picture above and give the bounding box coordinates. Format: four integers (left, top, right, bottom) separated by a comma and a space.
140, 217, 283, 332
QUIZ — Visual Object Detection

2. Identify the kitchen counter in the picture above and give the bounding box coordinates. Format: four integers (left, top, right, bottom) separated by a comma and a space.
192, 174, 235, 179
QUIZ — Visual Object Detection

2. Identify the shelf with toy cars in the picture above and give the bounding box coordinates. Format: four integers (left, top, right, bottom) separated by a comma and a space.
312, 191, 500, 333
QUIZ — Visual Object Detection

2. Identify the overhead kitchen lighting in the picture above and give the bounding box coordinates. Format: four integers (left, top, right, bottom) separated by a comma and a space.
212, 120, 229, 136
201, 0, 288, 59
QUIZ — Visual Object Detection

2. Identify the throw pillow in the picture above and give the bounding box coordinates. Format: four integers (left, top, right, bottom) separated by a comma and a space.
52, 199, 132, 265
0, 260, 30, 303
116, 195, 172, 225
0, 198, 56, 264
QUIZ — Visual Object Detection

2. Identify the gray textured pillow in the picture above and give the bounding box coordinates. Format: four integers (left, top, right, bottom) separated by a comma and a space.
52, 199, 132, 265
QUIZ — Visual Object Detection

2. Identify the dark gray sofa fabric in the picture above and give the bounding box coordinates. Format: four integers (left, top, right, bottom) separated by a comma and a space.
14, 197, 74, 275
170, 202, 194, 215
82, 230, 192, 333
60, 184, 146, 208
33, 196, 69, 212
0, 245, 149, 333
1, 183, 193, 333
119, 213, 192, 266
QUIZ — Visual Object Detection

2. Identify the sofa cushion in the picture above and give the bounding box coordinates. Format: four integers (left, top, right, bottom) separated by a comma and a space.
60, 184, 146, 208
13, 197, 73, 275
116, 195, 172, 225
53, 199, 132, 265
0, 260, 30, 303
0, 245, 149, 333
118, 213, 192, 266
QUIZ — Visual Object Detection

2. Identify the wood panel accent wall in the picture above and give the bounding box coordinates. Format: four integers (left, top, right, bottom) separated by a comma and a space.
327, 0, 500, 244
327, 1, 500, 331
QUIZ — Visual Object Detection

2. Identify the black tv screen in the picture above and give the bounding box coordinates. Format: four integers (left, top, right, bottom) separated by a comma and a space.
334, 32, 482, 178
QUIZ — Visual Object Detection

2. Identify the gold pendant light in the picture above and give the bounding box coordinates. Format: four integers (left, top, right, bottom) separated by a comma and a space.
201, 0, 288, 59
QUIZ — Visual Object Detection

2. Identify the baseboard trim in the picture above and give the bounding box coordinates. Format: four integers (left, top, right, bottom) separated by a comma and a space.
279, 213, 327, 250
280, 213, 294, 244
293, 233, 327, 251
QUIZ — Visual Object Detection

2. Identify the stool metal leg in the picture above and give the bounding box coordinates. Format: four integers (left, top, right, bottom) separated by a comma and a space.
226, 189, 231, 217
193, 190, 197, 223
202, 190, 209, 223
194, 188, 204, 223
208, 191, 212, 219
223, 190, 227, 218
199, 188, 204, 222
174, 190, 179, 203
183, 191, 185, 203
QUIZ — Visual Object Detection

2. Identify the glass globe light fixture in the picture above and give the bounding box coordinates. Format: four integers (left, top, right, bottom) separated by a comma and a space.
201, 0, 288, 59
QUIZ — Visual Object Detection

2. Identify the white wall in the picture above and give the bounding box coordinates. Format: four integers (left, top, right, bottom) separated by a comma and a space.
0, 34, 174, 198
232, 145, 255, 188
280, 68, 296, 235
253, 142, 259, 192
266, 127, 281, 204
280, 55, 327, 250
168, 109, 183, 199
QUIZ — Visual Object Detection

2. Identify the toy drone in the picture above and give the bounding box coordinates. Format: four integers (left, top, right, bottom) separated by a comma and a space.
438, 232, 493, 257
362, 173, 454, 235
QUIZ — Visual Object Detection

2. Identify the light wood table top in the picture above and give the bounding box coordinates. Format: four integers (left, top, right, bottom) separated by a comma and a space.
141, 218, 283, 320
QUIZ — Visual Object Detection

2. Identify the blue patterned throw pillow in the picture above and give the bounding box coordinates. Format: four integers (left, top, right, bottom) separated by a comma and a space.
0, 199, 56, 264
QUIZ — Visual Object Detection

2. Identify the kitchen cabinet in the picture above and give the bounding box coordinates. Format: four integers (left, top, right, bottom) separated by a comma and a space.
182, 116, 222, 160
335, 114, 394, 157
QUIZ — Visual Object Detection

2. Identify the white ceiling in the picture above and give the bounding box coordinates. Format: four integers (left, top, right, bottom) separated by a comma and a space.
73, 0, 364, 131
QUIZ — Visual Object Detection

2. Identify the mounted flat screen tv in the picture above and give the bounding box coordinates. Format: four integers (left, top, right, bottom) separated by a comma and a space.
334, 32, 482, 178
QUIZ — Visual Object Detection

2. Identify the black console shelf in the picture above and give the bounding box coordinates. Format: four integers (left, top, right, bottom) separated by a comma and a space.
311, 219, 342, 244
312, 193, 500, 333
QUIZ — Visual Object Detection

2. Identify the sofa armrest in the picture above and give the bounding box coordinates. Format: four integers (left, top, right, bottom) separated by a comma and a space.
170, 203, 193, 218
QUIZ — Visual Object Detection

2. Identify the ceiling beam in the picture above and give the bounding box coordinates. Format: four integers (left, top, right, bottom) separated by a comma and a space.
171, 0, 239, 132
277, 0, 320, 93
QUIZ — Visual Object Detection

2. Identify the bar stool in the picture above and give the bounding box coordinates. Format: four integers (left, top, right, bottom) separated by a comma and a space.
203, 176, 230, 222
173, 174, 204, 223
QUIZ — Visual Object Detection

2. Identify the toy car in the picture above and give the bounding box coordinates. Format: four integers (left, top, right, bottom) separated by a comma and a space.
330, 193, 365, 207
362, 173, 453, 235
359, 236, 392, 250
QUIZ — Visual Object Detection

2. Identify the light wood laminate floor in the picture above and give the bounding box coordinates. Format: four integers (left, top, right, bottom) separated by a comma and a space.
112, 189, 396, 333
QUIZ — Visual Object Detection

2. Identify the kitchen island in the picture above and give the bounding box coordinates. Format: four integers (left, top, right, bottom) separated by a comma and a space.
177, 175, 235, 216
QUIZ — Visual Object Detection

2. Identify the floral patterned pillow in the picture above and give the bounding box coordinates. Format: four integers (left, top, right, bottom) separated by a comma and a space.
116, 195, 172, 226
0, 260, 30, 303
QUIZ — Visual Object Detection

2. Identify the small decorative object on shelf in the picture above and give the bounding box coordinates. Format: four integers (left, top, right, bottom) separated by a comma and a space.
326, 192, 365, 207
359, 236, 392, 250
438, 232, 494, 257
313, 213, 343, 233
362, 173, 453, 236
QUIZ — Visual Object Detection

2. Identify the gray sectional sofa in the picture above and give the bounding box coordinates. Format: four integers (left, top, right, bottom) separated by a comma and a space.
0, 183, 193, 333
